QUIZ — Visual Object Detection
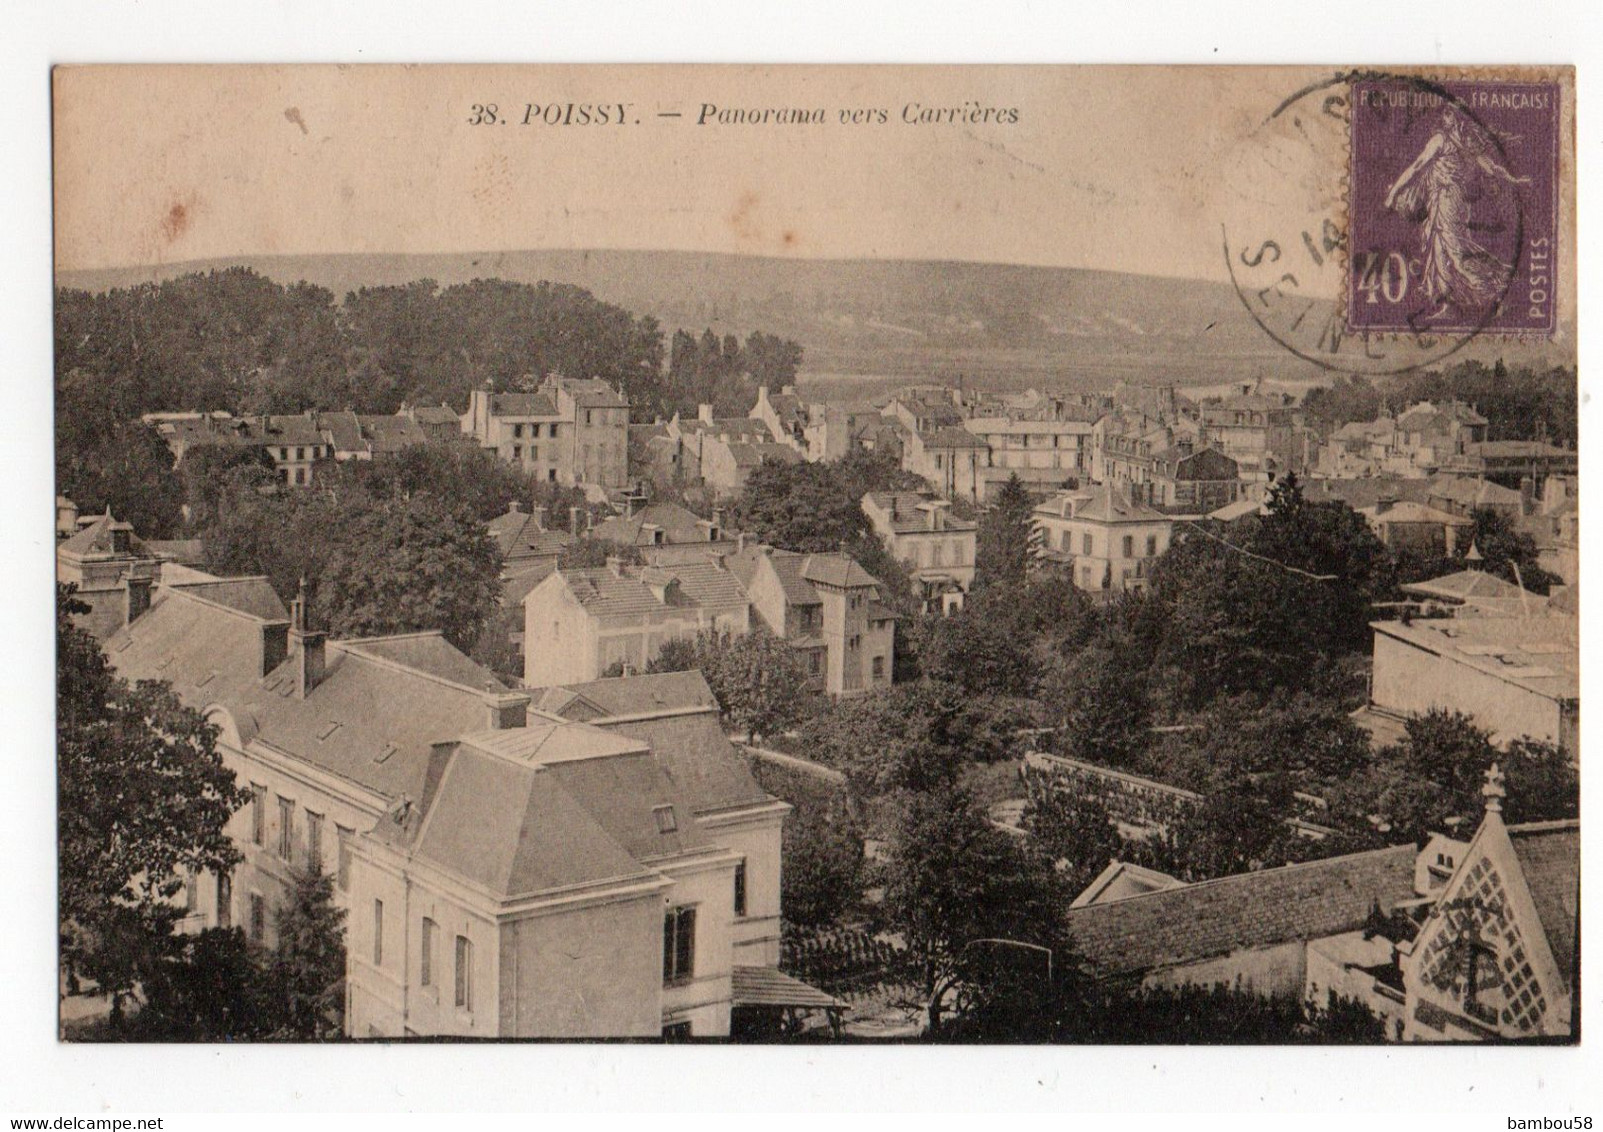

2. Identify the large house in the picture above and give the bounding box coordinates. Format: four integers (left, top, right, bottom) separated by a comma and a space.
1196, 390, 1304, 481
589, 502, 743, 566
101, 571, 818, 1038
728, 548, 897, 696
1032, 484, 1174, 594
461, 376, 630, 490
521, 557, 752, 687
57, 510, 202, 641
1366, 601, 1579, 753
860, 490, 976, 612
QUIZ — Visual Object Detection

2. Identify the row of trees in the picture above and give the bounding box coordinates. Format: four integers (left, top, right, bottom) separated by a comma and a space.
1299, 359, 1578, 446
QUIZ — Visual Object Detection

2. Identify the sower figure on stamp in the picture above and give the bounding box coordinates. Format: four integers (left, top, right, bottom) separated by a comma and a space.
1384, 103, 1531, 322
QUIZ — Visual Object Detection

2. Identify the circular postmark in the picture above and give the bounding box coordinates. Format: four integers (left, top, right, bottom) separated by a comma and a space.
1219, 70, 1536, 377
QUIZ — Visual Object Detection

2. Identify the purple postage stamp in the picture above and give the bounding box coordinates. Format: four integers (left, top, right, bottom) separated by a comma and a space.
1347, 78, 1560, 336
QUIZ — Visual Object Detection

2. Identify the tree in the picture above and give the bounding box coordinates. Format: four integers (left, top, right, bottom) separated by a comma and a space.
1021, 789, 1121, 897
734, 459, 871, 554
973, 473, 1035, 593
1043, 632, 1151, 771
124, 928, 282, 1041
912, 599, 1040, 700
558, 537, 645, 570
269, 866, 348, 1040
1460, 507, 1559, 594
645, 627, 817, 743
780, 807, 865, 929
58, 585, 248, 1011
314, 494, 502, 652
880, 786, 1072, 1034
56, 419, 186, 539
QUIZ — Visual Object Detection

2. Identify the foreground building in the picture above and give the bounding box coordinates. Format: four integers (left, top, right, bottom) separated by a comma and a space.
1398, 773, 1577, 1041
103, 571, 816, 1038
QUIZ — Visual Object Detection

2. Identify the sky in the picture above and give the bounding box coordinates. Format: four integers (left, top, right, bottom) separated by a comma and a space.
54, 65, 1346, 282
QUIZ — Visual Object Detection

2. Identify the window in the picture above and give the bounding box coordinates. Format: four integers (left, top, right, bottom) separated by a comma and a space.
512, 423, 523, 438
653, 804, 678, 833
183, 868, 198, 913
848, 634, 861, 651
335, 825, 354, 890
1146, 534, 1158, 557
1122, 535, 1134, 558
216, 872, 231, 928
809, 651, 822, 676
305, 811, 324, 872
249, 893, 265, 943
512, 445, 522, 460
421, 918, 437, 986
277, 796, 295, 860
662, 1021, 693, 1041
455, 936, 473, 1010
373, 899, 384, 966
663, 906, 696, 985
872, 656, 886, 680
1082, 533, 1093, 556
251, 784, 266, 846
734, 861, 748, 917
296, 447, 305, 461
547, 469, 557, 482
549, 423, 560, 439
295, 467, 306, 485
529, 445, 539, 463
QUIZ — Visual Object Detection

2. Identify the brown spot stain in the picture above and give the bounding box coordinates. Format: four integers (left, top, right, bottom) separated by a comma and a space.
284, 107, 308, 135
728, 191, 762, 243
781, 229, 798, 248
160, 201, 190, 244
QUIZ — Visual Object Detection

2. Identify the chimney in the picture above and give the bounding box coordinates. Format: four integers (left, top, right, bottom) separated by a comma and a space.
737, 532, 747, 553
507, 500, 522, 514
606, 555, 625, 578
625, 495, 637, 519
709, 550, 727, 571
289, 580, 326, 699
1519, 476, 1535, 515
620, 661, 636, 678
259, 619, 290, 676
698, 404, 715, 424
124, 572, 153, 626
482, 689, 530, 730
531, 504, 548, 528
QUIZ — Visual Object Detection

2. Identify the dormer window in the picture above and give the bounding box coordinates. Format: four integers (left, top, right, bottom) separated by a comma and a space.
653, 804, 677, 833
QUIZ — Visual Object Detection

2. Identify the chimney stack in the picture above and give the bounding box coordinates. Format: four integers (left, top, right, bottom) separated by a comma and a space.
531, 504, 548, 528
606, 556, 625, 578
289, 579, 326, 699
507, 500, 522, 514
482, 689, 530, 730
124, 572, 153, 626
698, 404, 715, 424
259, 619, 290, 676
1519, 476, 1536, 516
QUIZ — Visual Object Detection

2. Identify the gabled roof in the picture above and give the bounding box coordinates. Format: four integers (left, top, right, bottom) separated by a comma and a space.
1064, 845, 1418, 980
315, 410, 367, 453
652, 558, 750, 615
1358, 500, 1473, 526
58, 511, 146, 558
598, 710, 772, 815
1427, 477, 1523, 508
339, 631, 508, 691
553, 377, 629, 408
357, 414, 429, 453
487, 507, 570, 559
801, 553, 880, 590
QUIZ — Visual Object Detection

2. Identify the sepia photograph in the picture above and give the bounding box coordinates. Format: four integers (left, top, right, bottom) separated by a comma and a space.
45, 58, 1579, 1060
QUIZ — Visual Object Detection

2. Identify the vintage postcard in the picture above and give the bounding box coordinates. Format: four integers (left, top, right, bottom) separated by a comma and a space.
52, 64, 1577, 1047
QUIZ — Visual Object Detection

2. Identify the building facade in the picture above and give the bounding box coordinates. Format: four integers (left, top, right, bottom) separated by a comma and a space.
1033, 484, 1174, 594
462, 376, 630, 489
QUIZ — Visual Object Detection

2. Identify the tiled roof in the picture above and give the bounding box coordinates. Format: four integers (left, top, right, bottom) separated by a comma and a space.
732, 965, 843, 1010
802, 553, 880, 590
726, 441, 802, 468
1427, 477, 1523, 508
1358, 500, 1473, 525
487, 508, 570, 559
358, 414, 429, 453
1507, 821, 1579, 983
409, 404, 459, 426
656, 559, 750, 616
143, 539, 207, 566
863, 491, 977, 534
315, 410, 367, 453
457, 721, 649, 765
1064, 845, 1418, 980
488, 392, 559, 417
339, 632, 508, 691
1036, 484, 1168, 525
1400, 569, 1529, 603
603, 709, 772, 815
541, 752, 710, 861
750, 552, 822, 607
555, 378, 629, 408
591, 503, 725, 548
389, 748, 655, 898
104, 586, 506, 802
501, 562, 557, 606
556, 567, 676, 617
165, 576, 289, 621
921, 426, 988, 449
538, 670, 720, 719
1371, 614, 1579, 701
